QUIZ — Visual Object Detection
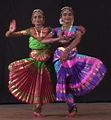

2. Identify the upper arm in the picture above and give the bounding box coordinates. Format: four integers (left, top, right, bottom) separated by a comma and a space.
74, 25, 86, 39
77, 25, 86, 35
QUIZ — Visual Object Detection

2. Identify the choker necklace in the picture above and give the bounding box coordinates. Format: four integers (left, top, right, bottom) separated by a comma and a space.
34, 27, 43, 38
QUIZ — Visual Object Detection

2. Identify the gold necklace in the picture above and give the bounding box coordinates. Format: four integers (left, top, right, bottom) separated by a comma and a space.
34, 27, 43, 38
61, 25, 72, 36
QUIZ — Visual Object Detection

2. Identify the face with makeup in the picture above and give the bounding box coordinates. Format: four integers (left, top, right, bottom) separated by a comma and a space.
31, 10, 45, 27
60, 7, 74, 26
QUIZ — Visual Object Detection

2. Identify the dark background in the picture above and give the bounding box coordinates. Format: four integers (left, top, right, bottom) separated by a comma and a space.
0, 0, 111, 103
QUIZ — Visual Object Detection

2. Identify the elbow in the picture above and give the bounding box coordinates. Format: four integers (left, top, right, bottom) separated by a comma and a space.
5, 32, 9, 37
78, 25, 86, 35
5, 31, 11, 37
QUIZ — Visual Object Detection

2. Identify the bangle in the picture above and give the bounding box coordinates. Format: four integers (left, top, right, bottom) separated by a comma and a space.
65, 47, 70, 51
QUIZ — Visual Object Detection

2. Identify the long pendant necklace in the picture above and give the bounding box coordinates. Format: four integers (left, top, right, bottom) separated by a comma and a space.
61, 25, 72, 36
34, 27, 43, 38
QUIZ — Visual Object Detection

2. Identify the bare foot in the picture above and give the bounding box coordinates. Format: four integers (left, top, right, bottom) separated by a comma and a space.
66, 112, 77, 118
33, 112, 44, 117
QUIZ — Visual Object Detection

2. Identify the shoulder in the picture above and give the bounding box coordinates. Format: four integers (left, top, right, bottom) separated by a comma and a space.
25, 27, 35, 35
43, 26, 52, 33
29, 27, 35, 33
76, 25, 86, 35
72, 25, 86, 37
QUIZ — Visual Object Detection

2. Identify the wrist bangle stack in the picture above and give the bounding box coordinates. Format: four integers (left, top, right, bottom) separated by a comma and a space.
65, 47, 70, 52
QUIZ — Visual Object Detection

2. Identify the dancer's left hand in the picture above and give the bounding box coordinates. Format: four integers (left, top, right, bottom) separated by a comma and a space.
60, 51, 68, 62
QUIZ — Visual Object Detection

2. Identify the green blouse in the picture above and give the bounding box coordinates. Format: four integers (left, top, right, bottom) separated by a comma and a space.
29, 36, 51, 50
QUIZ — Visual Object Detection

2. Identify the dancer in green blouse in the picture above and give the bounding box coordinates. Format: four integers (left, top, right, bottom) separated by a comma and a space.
5, 9, 60, 117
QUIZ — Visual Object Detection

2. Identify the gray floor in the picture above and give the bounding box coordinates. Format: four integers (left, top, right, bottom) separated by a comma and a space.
0, 103, 111, 120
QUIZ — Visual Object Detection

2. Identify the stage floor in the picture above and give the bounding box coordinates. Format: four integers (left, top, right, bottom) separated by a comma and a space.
0, 103, 111, 120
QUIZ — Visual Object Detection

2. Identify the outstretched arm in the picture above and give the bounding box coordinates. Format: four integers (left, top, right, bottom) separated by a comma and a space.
41, 29, 69, 44
5, 30, 28, 37
5, 19, 29, 37
41, 37, 61, 44
40, 32, 62, 44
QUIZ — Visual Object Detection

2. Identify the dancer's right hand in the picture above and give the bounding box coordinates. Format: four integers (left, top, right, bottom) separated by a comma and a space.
9, 19, 16, 32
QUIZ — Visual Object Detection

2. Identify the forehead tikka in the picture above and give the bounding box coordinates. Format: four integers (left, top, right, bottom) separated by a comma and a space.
61, 6, 73, 14
33, 9, 44, 15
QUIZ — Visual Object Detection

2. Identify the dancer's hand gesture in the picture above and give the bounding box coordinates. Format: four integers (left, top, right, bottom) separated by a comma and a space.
9, 19, 16, 32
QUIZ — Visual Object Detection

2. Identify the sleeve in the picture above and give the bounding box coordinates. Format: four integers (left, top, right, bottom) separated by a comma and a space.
51, 28, 58, 37
25, 28, 31, 35
77, 25, 86, 34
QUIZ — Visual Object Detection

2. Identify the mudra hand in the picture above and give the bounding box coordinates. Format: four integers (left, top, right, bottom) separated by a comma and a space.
9, 19, 16, 32
60, 51, 69, 62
